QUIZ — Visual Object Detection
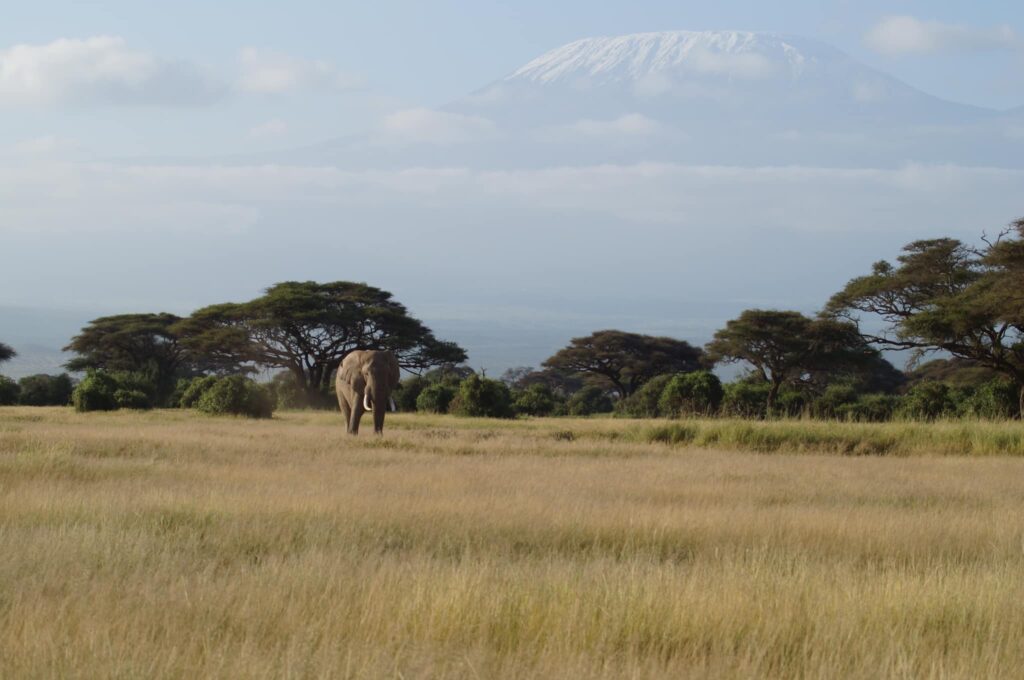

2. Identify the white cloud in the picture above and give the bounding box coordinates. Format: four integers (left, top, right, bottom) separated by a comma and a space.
0, 36, 223, 107
10, 135, 78, 156
249, 119, 289, 138
541, 114, 685, 144
0, 160, 1020, 236
237, 48, 362, 94
377, 108, 499, 145
568, 114, 670, 138
865, 16, 1020, 56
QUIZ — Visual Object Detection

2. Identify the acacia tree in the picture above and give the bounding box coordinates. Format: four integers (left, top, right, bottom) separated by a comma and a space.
63, 314, 210, 404
705, 310, 873, 411
542, 330, 703, 398
826, 222, 1024, 416
179, 281, 466, 404
0, 342, 14, 365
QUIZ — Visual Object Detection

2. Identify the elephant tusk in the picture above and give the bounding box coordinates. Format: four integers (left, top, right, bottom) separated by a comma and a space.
363, 393, 373, 411
389, 397, 397, 412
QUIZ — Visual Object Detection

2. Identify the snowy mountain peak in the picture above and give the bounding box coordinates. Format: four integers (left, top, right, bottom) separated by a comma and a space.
506, 30, 842, 85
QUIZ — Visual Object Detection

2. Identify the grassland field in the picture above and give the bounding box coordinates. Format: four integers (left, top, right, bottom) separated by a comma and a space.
2, 406, 1024, 678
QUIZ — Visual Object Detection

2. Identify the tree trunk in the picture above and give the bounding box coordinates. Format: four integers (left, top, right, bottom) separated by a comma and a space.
767, 380, 781, 417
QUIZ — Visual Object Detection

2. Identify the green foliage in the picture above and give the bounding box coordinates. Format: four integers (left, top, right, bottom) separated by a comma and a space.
512, 384, 564, 417
17, 373, 74, 406
0, 376, 20, 405
0, 342, 14, 364
114, 389, 152, 410
774, 389, 808, 417
959, 378, 1020, 420
906, 358, 1000, 390
179, 376, 219, 408
423, 364, 475, 385
266, 372, 311, 410
810, 384, 860, 419
566, 386, 614, 416
451, 375, 514, 418
836, 394, 900, 422
72, 372, 120, 412
847, 355, 907, 394
707, 309, 872, 410
107, 372, 157, 401
195, 376, 275, 419
62, 313, 220, 406
898, 382, 957, 421
721, 381, 771, 418
416, 383, 456, 414
827, 227, 1024, 407
543, 330, 703, 398
616, 374, 674, 418
395, 376, 430, 412
658, 371, 724, 417
180, 281, 466, 405
168, 378, 193, 409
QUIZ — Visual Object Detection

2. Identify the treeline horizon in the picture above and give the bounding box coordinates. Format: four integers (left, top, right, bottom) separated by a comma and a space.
2, 217, 1024, 421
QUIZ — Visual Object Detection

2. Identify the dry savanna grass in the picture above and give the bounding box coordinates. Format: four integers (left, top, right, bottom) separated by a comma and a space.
2, 407, 1024, 678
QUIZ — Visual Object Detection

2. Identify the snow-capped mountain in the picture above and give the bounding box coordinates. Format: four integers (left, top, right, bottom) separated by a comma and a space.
459, 31, 987, 127
281, 30, 1019, 169
507, 31, 823, 84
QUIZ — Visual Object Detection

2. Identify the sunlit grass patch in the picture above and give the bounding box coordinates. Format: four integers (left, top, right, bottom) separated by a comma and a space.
2, 406, 1024, 677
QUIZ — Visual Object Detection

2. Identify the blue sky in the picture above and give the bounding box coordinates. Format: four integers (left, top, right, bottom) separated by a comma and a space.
1, 1, 1023, 374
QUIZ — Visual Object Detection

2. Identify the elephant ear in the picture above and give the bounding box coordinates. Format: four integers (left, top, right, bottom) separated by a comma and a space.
338, 352, 367, 391
387, 352, 401, 388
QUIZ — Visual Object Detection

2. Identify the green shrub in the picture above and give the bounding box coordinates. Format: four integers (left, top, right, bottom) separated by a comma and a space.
72, 372, 120, 412
512, 384, 563, 417
775, 389, 808, 417
196, 376, 274, 418
898, 382, 956, 420
0, 376, 20, 405
836, 394, 899, 422
114, 389, 152, 410
168, 378, 193, 409
179, 375, 219, 408
810, 384, 859, 419
396, 376, 430, 412
451, 375, 514, 418
566, 386, 614, 416
267, 372, 307, 409
416, 383, 456, 413
616, 375, 674, 418
17, 373, 75, 406
958, 378, 1019, 420
108, 371, 157, 403
658, 371, 724, 417
721, 381, 771, 418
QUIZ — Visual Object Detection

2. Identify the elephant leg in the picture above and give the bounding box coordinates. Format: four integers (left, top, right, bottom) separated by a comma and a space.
338, 397, 352, 432
349, 399, 365, 435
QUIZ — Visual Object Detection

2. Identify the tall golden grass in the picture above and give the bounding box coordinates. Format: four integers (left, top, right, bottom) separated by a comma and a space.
2, 407, 1024, 678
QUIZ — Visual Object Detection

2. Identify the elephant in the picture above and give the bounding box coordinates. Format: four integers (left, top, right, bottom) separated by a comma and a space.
335, 350, 401, 435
